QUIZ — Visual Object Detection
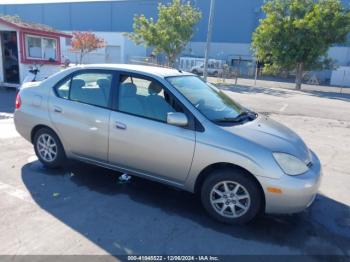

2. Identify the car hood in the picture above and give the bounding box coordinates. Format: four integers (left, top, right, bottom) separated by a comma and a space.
222, 115, 311, 163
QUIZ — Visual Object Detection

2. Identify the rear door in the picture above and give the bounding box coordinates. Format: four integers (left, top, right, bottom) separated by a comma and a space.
108, 72, 196, 184
49, 70, 115, 161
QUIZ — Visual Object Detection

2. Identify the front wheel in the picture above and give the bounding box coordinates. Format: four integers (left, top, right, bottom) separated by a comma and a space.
33, 128, 66, 168
201, 169, 262, 224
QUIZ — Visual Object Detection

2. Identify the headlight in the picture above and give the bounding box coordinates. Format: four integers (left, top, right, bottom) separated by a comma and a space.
273, 152, 309, 176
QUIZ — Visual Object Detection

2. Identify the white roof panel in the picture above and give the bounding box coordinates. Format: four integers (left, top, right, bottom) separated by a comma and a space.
75, 64, 192, 78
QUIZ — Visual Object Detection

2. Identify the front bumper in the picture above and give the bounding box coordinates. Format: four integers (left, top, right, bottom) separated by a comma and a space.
258, 151, 322, 214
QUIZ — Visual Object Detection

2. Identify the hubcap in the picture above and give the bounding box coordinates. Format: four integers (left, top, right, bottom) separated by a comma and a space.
37, 134, 57, 162
210, 181, 251, 218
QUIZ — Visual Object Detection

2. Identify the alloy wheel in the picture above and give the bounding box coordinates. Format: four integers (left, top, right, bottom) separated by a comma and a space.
36, 133, 58, 162
210, 181, 251, 218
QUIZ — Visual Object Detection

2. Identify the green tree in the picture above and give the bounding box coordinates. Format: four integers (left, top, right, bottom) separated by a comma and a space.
252, 0, 350, 89
128, 0, 201, 66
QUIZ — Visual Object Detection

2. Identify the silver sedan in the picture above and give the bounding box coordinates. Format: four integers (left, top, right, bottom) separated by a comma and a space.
14, 64, 322, 224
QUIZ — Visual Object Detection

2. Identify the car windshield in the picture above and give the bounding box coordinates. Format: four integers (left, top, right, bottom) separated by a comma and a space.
167, 75, 256, 123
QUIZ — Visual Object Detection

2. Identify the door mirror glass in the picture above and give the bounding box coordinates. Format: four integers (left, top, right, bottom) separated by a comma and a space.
167, 112, 188, 127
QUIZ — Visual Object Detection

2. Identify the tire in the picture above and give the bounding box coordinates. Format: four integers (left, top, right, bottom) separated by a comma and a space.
213, 71, 219, 77
201, 168, 262, 224
192, 70, 199, 75
33, 127, 66, 168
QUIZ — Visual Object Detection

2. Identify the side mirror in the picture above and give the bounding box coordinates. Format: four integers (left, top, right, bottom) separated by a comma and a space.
167, 112, 188, 127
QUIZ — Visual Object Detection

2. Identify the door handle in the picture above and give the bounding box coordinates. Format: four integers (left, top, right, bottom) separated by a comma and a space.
116, 122, 127, 130
53, 106, 62, 113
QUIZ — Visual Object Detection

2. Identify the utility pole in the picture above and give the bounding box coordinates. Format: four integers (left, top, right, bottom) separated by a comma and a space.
203, 0, 215, 82
254, 59, 258, 86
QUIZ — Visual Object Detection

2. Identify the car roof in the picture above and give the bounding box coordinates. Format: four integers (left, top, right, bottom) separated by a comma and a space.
72, 64, 192, 78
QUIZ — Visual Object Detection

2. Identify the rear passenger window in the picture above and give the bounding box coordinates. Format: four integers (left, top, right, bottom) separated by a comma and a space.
69, 72, 112, 108
118, 75, 177, 122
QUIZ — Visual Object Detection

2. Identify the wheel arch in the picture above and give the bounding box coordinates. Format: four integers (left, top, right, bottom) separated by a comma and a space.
194, 162, 266, 212
31, 124, 61, 145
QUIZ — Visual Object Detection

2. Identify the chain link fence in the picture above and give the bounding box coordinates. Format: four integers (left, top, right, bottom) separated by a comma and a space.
108, 54, 342, 88
185, 56, 336, 87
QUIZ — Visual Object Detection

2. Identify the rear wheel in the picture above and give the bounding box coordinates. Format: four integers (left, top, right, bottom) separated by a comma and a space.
33, 128, 66, 168
201, 168, 262, 224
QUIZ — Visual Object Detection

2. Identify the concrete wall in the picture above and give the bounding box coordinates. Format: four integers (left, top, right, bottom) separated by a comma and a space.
62, 31, 126, 64
328, 47, 350, 66
331, 66, 350, 87
60, 31, 147, 64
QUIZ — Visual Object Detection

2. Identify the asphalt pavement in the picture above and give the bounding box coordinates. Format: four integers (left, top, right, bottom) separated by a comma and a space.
0, 86, 349, 259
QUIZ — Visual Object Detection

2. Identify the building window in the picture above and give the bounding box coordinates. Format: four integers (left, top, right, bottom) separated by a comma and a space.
25, 35, 57, 61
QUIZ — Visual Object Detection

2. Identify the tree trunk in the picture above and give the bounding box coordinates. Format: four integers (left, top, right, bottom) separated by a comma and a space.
79, 51, 84, 64
167, 53, 176, 68
295, 62, 304, 90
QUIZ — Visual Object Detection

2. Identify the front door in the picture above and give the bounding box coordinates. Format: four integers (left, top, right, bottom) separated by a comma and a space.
49, 70, 114, 161
1, 31, 20, 84
108, 73, 196, 184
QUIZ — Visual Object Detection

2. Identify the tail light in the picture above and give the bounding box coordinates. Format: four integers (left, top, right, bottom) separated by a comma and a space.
15, 93, 21, 110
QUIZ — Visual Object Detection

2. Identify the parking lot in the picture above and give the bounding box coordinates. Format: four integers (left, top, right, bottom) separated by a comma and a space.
0, 84, 349, 258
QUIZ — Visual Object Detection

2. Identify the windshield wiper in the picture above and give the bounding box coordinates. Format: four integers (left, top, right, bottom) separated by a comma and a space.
214, 111, 257, 123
